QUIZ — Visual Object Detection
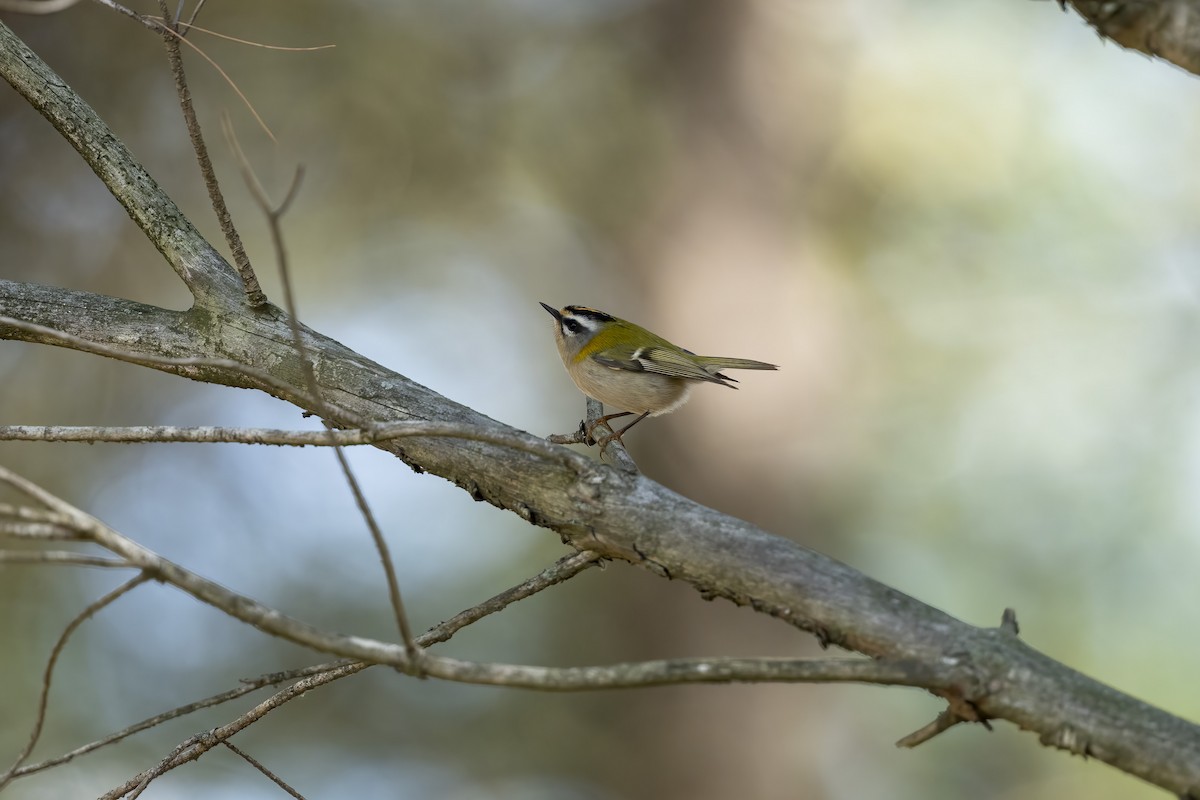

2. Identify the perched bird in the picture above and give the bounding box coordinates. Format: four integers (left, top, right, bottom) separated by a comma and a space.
540, 302, 778, 445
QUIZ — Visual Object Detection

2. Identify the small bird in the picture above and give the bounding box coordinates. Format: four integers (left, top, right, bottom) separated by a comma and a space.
541, 302, 778, 445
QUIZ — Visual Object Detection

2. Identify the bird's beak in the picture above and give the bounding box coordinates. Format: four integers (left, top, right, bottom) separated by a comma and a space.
539, 302, 562, 322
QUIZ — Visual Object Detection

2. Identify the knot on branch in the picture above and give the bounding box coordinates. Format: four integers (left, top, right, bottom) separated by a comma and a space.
1040, 724, 1094, 759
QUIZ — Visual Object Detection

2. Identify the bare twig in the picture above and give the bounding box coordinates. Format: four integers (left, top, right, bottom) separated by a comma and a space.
8, 663, 344, 780
327, 441, 420, 661
0, 468, 940, 696
7, 15, 1200, 793
100, 653, 928, 800
153, 0, 265, 305
171, 20, 335, 51
427, 654, 937, 691
181, 0, 207, 32
429, 550, 603, 636
99, 651, 921, 799
0, 550, 133, 568
221, 741, 306, 800
0, 573, 152, 791
90, 0, 151, 27
0, 424, 359, 445
125, 736, 194, 799
897, 693, 990, 749
0, 465, 419, 671
896, 709, 966, 749
0, 522, 88, 541
16, 550, 602, 785
90, 3, 282, 143
0, 22, 247, 302
0, 423, 591, 470
98, 664, 366, 800
0, 504, 74, 524
99, 659, 348, 800
221, 119, 419, 665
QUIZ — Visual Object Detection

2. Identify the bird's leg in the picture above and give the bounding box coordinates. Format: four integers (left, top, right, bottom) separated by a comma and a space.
584, 411, 632, 446
614, 410, 651, 439
592, 411, 651, 450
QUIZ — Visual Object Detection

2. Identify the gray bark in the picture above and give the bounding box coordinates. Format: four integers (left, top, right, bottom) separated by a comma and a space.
1, 18, 1198, 797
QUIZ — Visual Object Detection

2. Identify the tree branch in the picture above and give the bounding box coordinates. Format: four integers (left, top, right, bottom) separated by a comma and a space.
0, 550, 133, 568
217, 136, 418, 662
4, 274, 1200, 798
220, 741, 305, 800
13, 550, 602, 785
1062, 0, 1200, 76
0, 20, 244, 306
0, 573, 152, 792
152, 0, 265, 305
6, 467, 929, 695
0, 420, 593, 470
2, 17, 1199, 796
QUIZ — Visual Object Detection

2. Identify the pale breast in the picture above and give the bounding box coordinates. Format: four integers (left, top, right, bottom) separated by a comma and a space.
570, 357, 693, 415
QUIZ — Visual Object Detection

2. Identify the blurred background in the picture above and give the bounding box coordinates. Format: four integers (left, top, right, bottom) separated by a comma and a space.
2, 1, 1199, 798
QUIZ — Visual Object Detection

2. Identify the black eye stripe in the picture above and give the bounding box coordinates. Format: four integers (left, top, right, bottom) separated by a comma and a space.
563, 319, 583, 334
564, 306, 614, 324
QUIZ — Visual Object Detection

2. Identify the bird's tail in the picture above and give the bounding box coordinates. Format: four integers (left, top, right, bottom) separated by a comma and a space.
697, 356, 778, 373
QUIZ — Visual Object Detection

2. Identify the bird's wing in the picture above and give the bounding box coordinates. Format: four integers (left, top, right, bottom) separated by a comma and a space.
592, 345, 735, 386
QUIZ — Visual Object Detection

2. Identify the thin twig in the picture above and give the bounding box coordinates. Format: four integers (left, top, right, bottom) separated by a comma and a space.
428, 550, 603, 637
0, 472, 944, 738
182, 0, 206, 32
0, 522, 89, 541
896, 709, 967, 748
93, 6, 279, 144
102, 663, 361, 799
9, 663, 344, 780
0, 550, 134, 568
0, 573, 152, 792
102, 655, 925, 798
15, 552, 601, 783
0, 424, 359, 445
153, 0, 265, 305
126, 735, 195, 799
170, 20, 335, 51
327, 440, 420, 660
0, 504, 75, 524
0, 465, 418, 670
90, 0, 151, 27
0, 423, 592, 470
0, 468, 76, 513
43, 498, 923, 695
222, 741, 306, 799
221, 118, 419, 665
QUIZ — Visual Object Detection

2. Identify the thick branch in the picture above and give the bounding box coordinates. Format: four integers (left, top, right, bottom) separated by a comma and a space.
1064, 0, 1200, 76
0, 470, 943, 696
1, 19, 1199, 797
0, 20, 244, 306
4, 287, 1199, 799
